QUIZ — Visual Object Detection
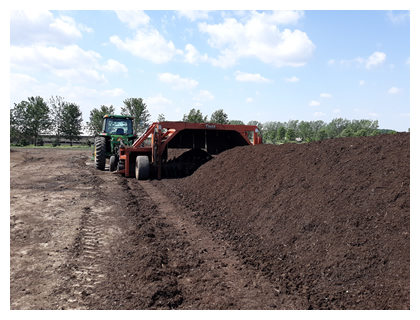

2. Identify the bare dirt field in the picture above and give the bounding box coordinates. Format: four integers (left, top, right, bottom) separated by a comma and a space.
10, 133, 410, 310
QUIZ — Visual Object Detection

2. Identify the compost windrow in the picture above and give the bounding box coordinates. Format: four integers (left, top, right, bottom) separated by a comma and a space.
162, 133, 410, 310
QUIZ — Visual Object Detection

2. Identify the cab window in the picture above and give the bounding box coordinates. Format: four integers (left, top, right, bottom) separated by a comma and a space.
105, 118, 133, 135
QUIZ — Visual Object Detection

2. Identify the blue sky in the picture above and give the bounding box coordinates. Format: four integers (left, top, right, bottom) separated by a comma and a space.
9, 5, 412, 132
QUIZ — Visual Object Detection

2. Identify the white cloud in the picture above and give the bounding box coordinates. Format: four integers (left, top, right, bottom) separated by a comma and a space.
389, 87, 402, 94
102, 59, 128, 73
328, 59, 335, 65
333, 109, 341, 113
177, 10, 211, 21
359, 80, 366, 86
365, 51, 386, 69
387, 11, 410, 24
101, 88, 126, 97
115, 10, 150, 29
51, 68, 106, 85
10, 73, 38, 87
198, 11, 314, 68
158, 73, 199, 90
110, 28, 182, 64
320, 93, 332, 98
234, 71, 270, 83
113, 11, 208, 65
246, 98, 253, 103
313, 112, 326, 117
10, 44, 107, 84
330, 52, 386, 69
11, 44, 101, 70
184, 44, 208, 64
309, 100, 320, 107
284, 76, 299, 82
145, 95, 173, 112
10, 73, 39, 98
10, 10, 91, 45
368, 112, 380, 118
8, 44, 132, 87
49, 16, 83, 39
193, 90, 215, 103
261, 10, 305, 25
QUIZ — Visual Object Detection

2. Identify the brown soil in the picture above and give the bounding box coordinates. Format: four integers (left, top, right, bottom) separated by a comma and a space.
10, 132, 410, 310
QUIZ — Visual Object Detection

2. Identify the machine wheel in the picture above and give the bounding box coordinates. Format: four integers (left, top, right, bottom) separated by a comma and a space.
109, 155, 117, 172
135, 156, 150, 180
94, 137, 106, 170
117, 159, 125, 171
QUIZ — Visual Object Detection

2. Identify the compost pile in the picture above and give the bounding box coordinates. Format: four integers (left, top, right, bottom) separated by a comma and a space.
169, 132, 410, 309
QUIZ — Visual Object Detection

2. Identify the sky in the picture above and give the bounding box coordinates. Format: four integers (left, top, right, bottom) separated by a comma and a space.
8, 4, 413, 133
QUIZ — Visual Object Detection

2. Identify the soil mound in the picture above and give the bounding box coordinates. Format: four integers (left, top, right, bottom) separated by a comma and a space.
171, 133, 410, 309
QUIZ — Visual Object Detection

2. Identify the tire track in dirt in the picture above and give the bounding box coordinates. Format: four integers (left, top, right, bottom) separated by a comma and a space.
9, 149, 125, 310
60, 205, 110, 309
50, 164, 127, 310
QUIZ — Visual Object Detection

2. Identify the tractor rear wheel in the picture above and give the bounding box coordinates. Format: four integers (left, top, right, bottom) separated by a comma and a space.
95, 137, 106, 170
135, 156, 150, 180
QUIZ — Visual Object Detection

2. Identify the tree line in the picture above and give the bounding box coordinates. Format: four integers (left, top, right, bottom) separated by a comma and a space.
10, 95, 397, 147
179, 108, 396, 144
10, 96, 151, 146
10, 96, 83, 146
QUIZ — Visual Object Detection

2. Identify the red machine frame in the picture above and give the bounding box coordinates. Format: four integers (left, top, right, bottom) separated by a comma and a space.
117, 121, 262, 179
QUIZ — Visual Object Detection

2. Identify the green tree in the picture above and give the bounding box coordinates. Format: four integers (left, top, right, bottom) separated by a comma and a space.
341, 128, 354, 137
247, 120, 262, 128
87, 105, 115, 136
121, 98, 151, 135
310, 120, 326, 134
10, 108, 22, 143
355, 128, 368, 137
326, 118, 350, 139
297, 121, 314, 141
210, 109, 229, 124
263, 121, 281, 143
269, 130, 277, 143
285, 128, 296, 142
286, 120, 299, 132
157, 113, 166, 122
60, 103, 83, 145
229, 120, 245, 125
10, 96, 51, 146
316, 129, 328, 141
371, 129, 381, 136
182, 108, 208, 123
277, 126, 286, 141
349, 119, 379, 136
49, 95, 67, 144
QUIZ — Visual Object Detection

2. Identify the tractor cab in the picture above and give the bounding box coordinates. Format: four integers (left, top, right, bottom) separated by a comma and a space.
102, 115, 134, 135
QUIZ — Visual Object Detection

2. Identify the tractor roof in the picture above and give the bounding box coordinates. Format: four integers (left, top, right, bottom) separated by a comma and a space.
103, 114, 134, 120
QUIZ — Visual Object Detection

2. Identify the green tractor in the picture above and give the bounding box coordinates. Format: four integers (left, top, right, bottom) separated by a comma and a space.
94, 115, 137, 171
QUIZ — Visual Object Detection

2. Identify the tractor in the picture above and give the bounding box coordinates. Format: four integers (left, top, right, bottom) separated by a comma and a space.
94, 115, 137, 171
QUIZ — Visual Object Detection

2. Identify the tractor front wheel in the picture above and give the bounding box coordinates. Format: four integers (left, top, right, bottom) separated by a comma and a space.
109, 155, 117, 172
95, 137, 106, 170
